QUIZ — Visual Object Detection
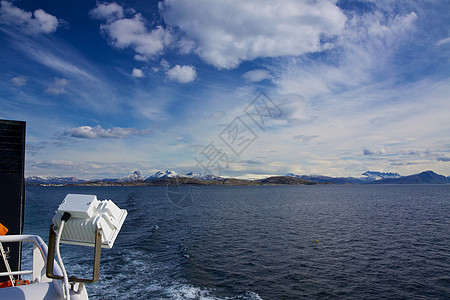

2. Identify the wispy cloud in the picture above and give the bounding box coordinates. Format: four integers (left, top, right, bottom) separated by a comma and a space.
11, 75, 27, 86
26, 159, 158, 179
436, 37, 450, 46
26, 142, 48, 156
294, 135, 319, 143
63, 125, 151, 139
25, 48, 96, 82
1, 25, 136, 114
273, 9, 418, 99
45, 77, 69, 95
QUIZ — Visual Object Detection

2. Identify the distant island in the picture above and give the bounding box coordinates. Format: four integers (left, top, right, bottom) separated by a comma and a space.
25, 170, 450, 186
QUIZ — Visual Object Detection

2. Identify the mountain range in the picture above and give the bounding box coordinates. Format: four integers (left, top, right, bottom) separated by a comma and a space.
25, 170, 450, 185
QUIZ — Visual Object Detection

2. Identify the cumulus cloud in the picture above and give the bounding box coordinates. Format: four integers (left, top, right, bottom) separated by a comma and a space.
89, 2, 124, 21
90, 1, 348, 69
11, 76, 27, 86
166, 65, 196, 83
363, 148, 387, 156
90, 2, 173, 61
437, 157, 450, 162
0, 0, 60, 34
160, 0, 347, 69
242, 69, 271, 82
131, 67, 145, 78
64, 125, 151, 139
45, 77, 69, 95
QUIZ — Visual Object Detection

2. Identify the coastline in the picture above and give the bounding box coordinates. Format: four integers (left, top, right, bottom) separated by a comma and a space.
26, 176, 319, 187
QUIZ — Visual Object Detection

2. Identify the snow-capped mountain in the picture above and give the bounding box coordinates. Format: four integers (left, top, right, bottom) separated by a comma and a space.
370, 170, 450, 184
119, 170, 145, 182
286, 173, 364, 184
361, 171, 401, 181
144, 170, 222, 180
146, 170, 179, 180
286, 171, 402, 184
184, 172, 222, 180
26, 170, 448, 185
25, 176, 85, 184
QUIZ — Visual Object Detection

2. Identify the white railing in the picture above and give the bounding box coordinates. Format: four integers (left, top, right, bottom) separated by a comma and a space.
0, 234, 62, 283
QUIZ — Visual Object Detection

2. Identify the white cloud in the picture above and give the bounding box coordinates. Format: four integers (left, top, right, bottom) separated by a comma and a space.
89, 2, 124, 21
0, 0, 60, 34
160, 0, 347, 69
166, 65, 196, 83
91, 1, 348, 68
11, 76, 27, 86
90, 3, 173, 61
242, 69, 271, 82
64, 125, 151, 139
160, 59, 170, 71
45, 77, 69, 95
131, 67, 145, 78
151, 59, 170, 72
175, 36, 195, 54
32, 9, 59, 33
436, 37, 450, 46
9, 31, 97, 82
273, 9, 418, 99
32, 50, 96, 81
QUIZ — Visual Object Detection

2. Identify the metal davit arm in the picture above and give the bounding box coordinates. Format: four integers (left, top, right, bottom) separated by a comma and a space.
46, 225, 102, 284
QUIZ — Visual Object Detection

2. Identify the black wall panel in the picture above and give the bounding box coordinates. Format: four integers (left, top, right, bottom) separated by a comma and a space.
0, 120, 26, 282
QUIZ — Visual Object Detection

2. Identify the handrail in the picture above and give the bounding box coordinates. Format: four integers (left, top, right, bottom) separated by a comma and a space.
0, 270, 32, 276
0, 234, 63, 278
0, 240, 15, 285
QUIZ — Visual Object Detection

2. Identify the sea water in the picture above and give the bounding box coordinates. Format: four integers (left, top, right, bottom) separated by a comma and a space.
23, 185, 449, 299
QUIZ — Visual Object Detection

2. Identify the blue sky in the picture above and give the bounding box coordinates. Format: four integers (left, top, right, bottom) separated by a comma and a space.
1, 0, 449, 179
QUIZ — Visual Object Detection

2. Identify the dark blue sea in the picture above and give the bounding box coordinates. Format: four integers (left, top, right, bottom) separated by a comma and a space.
23, 185, 450, 299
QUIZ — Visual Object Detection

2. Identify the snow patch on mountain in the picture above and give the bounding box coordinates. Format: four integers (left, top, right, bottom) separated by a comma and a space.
184, 172, 222, 180
146, 170, 179, 179
286, 173, 364, 184
119, 170, 145, 181
25, 176, 85, 184
361, 171, 401, 181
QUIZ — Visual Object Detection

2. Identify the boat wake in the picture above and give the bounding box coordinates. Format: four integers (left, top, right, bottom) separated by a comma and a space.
37, 247, 264, 300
